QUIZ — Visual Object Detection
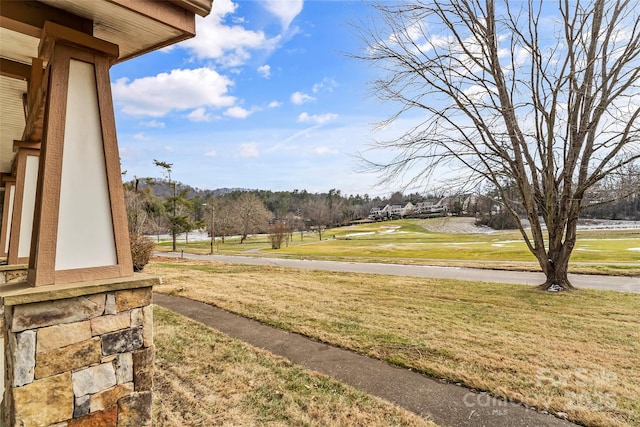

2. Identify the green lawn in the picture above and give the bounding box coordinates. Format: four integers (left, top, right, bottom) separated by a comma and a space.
154, 306, 433, 426
155, 218, 640, 275
150, 259, 640, 427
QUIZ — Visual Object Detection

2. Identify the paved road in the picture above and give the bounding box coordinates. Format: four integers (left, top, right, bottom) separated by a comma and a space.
156, 252, 639, 293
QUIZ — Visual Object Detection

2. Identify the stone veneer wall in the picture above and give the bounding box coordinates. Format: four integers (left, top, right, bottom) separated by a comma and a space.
0, 265, 29, 412
0, 265, 28, 286
2, 282, 155, 427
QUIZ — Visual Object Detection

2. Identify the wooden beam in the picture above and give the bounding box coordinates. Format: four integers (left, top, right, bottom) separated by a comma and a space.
0, 1, 92, 38
106, 0, 196, 62
0, 58, 30, 80
21, 65, 48, 143
13, 141, 41, 152
28, 58, 44, 109
1, 173, 15, 185
23, 23, 119, 142
108, 0, 195, 34
39, 21, 119, 63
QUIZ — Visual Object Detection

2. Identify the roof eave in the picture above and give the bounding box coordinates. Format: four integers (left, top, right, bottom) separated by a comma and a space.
169, 0, 213, 17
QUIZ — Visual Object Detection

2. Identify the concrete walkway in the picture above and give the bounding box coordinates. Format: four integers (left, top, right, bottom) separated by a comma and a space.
155, 293, 576, 427
157, 252, 640, 293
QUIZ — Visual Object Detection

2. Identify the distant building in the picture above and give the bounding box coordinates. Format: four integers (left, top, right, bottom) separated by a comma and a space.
389, 202, 415, 218
369, 204, 390, 219
415, 199, 446, 214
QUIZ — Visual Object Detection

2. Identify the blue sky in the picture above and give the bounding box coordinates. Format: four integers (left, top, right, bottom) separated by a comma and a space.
112, 0, 392, 196
111, 1, 640, 198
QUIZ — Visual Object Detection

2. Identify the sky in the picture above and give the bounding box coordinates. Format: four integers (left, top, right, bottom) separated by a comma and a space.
111, 0, 393, 197
111, 1, 639, 198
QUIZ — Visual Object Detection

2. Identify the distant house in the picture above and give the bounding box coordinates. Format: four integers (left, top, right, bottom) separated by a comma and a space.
370, 202, 417, 219
369, 204, 390, 219
438, 194, 487, 215
389, 202, 414, 217
415, 199, 447, 215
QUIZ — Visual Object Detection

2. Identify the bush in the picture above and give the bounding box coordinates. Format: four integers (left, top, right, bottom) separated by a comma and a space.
475, 212, 520, 230
268, 222, 289, 249
130, 232, 155, 272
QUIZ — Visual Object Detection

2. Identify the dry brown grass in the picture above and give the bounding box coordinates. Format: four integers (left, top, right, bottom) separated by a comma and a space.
153, 306, 434, 426
149, 258, 640, 427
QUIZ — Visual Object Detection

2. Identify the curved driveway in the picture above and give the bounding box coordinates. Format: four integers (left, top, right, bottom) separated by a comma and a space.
156, 252, 639, 293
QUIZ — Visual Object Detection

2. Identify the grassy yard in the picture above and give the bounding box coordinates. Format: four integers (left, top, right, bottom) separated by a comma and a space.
153, 306, 434, 426
155, 218, 640, 276
149, 258, 640, 427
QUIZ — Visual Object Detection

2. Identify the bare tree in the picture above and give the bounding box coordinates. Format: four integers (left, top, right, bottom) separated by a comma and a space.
327, 188, 345, 226
303, 199, 331, 240
268, 221, 289, 249
234, 193, 272, 244
124, 177, 166, 236
284, 211, 303, 243
355, 0, 640, 289
124, 178, 149, 235
214, 198, 235, 243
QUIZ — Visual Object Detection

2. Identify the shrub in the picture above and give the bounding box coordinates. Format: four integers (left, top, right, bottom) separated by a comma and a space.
130, 232, 155, 272
268, 222, 289, 249
475, 212, 519, 230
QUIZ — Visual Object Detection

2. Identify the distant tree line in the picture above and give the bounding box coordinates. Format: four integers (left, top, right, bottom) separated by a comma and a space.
123, 164, 639, 246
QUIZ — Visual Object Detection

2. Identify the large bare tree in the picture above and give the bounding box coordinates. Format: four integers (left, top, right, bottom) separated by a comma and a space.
356, 0, 640, 289
302, 199, 331, 240
233, 193, 272, 244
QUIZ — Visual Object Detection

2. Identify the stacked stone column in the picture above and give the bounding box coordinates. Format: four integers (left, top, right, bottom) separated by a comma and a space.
2, 280, 156, 426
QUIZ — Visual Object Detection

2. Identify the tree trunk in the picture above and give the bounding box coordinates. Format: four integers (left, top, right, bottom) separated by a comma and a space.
172, 182, 177, 252
537, 253, 576, 291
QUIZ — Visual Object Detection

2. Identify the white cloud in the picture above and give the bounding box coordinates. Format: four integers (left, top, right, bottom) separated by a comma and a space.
297, 112, 338, 124
112, 68, 236, 117
463, 85, 497, 103
180, 0, 281, 67
205, 149, 218, 157
291, 91, 315, 105
257, 64, 271, 78
268, 101, 282, 108
133, 132, 150, 141
261, 0, 303, 30
312, 77, 338, 93
224, 106, 252, 119
311, 146, 338, 155
187, 107, 213, 122
140, 120, 165, 128
239, 143, 259, 157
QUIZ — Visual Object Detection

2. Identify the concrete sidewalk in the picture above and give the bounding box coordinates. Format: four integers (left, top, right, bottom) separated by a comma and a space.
155, 293, 576, 427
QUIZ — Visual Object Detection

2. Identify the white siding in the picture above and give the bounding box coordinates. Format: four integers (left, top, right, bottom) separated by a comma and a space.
56, 60, 117, 270
18, 155, 38, 258
4, 184, 15, 254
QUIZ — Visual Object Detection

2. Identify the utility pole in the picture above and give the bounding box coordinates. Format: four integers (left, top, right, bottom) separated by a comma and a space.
203, 203, 215, 255
210, 205, 215, 255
